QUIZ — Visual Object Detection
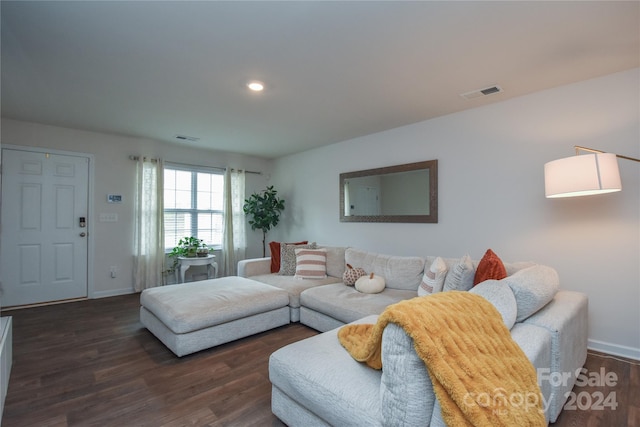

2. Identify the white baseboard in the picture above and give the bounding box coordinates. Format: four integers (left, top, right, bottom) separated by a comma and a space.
92, 288, 136, 299
588, 339, 640, 361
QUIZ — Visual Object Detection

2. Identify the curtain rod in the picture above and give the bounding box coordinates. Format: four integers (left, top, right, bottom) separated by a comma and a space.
128, 156, 262, 174
129, 155, 158, 162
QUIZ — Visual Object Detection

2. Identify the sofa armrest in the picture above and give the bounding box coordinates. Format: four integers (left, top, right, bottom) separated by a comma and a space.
521, 290, 588, 422
238, 257, 271, 277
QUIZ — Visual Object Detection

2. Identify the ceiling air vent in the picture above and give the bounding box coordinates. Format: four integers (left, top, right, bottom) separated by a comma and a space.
174, 134, 200, 142
460, 85, 503, 100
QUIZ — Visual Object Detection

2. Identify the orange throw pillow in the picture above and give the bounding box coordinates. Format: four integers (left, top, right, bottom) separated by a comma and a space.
269, 240, 308, 273
473, 249, 507, 286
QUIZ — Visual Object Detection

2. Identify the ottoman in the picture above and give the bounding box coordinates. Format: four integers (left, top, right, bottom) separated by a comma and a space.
140, 276, 290, 356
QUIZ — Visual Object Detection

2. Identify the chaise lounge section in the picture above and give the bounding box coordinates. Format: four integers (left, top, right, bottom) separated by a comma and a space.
240, 245, 588, 424
269, 291, 587, 425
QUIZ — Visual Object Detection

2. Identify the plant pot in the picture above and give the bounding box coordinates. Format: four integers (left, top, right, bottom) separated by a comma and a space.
186, 247, 198, 258
197, 251, 209, 257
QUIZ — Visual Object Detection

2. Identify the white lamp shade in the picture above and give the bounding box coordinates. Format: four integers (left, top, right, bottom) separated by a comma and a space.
544, 153, 621, 198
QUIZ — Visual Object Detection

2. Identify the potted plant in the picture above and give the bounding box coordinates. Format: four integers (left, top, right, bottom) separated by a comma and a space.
167, 236, 203, 274
243, 185, 285, 257
182, 236, 202, 258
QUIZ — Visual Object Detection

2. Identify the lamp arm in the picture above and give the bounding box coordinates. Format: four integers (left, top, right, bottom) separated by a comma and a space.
574, 145, 640, 163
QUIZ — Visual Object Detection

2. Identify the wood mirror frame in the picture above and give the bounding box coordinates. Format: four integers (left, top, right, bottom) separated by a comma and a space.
339, 159, 438, 223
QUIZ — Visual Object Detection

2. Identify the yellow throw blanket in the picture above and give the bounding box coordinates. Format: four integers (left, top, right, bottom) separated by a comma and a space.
338, 291, 545, 427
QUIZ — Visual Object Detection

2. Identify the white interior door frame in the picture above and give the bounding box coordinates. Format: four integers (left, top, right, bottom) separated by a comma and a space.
3, 144, 95, 299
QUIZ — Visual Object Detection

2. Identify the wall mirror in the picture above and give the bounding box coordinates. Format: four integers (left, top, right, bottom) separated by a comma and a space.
340, 159, 438, 223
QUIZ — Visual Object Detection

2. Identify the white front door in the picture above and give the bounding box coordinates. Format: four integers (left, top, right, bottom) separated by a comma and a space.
1, 148, 89, 307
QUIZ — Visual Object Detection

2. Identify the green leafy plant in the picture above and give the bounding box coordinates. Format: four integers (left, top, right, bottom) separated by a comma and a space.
243, 186, 285, 257
166, 236, 204, 273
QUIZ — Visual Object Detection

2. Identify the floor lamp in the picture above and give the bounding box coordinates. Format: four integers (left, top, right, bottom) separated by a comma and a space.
544, 146, 640, 198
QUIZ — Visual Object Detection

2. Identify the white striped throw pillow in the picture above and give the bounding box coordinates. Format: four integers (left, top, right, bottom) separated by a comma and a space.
418, 256, 448, 296
294, 248, 328, 279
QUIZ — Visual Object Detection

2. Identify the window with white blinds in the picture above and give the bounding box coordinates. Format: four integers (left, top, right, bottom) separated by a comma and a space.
163, 164, 224, 250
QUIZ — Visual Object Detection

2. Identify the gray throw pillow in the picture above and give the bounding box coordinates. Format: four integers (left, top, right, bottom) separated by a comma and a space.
443, 254, 475, 292
469, 280, 518, 329
505, 264, 559, 321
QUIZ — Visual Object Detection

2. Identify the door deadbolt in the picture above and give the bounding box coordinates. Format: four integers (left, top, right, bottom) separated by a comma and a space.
80, 232, 86, 237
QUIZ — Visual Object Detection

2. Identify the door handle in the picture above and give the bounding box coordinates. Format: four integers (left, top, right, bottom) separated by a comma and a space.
80, 232, 87, 237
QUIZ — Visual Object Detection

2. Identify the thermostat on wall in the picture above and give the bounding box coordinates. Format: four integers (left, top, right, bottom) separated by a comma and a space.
107, 194, 122, 203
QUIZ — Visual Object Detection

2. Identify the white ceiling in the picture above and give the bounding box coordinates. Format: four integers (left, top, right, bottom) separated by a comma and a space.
2, 1, 638, 159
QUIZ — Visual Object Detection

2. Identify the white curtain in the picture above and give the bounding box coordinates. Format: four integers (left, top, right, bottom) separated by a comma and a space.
222, 168, 246, 276
133, 158, 165, 291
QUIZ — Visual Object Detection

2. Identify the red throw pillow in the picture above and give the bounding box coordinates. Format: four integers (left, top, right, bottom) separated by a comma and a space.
473, 249, 507, 286
269, 240, 308, 273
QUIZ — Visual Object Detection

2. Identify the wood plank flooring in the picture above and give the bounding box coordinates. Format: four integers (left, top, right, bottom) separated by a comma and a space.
1, 293, 638, 426
2, 294, 315, 426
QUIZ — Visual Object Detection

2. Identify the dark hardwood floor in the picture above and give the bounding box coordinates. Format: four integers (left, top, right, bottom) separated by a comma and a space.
2, 294, 315, 426
1, 294, 637, 426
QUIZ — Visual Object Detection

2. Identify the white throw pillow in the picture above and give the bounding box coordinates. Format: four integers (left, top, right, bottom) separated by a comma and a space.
418, 257, 448, 296
294, 247, 327, 279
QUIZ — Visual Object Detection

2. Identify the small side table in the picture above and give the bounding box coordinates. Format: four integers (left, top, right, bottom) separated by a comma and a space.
176, 255, 218, 283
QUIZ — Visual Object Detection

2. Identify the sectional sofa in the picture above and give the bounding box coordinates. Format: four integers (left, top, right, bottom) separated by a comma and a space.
238, 245, 588, 425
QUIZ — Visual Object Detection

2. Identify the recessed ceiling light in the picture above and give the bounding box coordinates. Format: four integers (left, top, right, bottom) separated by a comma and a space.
247, 81, 265, 92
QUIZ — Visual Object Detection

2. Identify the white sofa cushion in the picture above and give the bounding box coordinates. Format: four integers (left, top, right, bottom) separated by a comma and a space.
248, 273, 341, 309
469, 280, 518, 329
505, 264, 560, 321
316, 245, 348, 278
503, 260, 537, 276
300, 283, 417, 324
269, 315, 383, 426
344, 248, 425, 291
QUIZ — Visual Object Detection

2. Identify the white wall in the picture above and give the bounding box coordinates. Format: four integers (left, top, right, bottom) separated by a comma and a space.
270, 69, 640, 359
0, 119, 273, 297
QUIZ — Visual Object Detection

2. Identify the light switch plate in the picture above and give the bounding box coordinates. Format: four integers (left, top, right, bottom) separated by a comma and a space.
99, 213, 118, 222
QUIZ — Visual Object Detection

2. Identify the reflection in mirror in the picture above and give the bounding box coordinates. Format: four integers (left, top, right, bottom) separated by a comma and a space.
340, 160, 438, 223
